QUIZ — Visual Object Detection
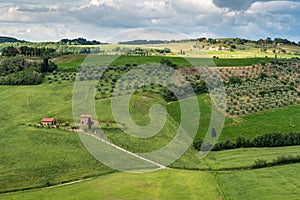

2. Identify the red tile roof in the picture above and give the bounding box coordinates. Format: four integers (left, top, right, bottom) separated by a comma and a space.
41, 118, 55, 122
80, 114, 92, 118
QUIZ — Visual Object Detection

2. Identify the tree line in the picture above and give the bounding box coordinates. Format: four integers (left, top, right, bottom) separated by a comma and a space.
193, 132, 300, 151
196, 37, 300, 46
1, 46, 56, 57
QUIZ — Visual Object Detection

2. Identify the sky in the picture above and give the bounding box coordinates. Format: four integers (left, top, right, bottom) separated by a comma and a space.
0, 0, 299, 42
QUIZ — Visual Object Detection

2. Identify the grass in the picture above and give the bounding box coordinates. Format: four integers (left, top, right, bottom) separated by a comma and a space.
2, 54, 300, 195
212, 57, 274, 66
167, 94, 300, 141
205, 146, 300, 170
171, 145, 300, 170
218, 163, 300, 200
2, 164, 300, 200
0, 169, 222, 200
1, 82, 300, 192
111, 55, 192, 66
96, 92, 181, 154
0, 83, 113, 193
54, 54, 87, 72
52, 54, 280, 73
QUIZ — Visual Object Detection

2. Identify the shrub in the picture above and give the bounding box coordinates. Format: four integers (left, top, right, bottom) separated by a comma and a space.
0, 70, 43, 85
236, 136, 252, 148
274, 155, 300, 165
193, 137, 203, 151
213, 139, 236, 151
253, 159, 268, 169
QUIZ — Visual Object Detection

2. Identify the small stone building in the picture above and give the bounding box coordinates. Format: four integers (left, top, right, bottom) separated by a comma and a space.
80, 114, 99, 125
80, 114, 93, 125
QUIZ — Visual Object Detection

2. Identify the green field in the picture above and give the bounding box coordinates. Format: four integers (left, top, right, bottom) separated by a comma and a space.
0, 169, 222, 200
2, 164, 300, 200
1, 54, 300, 198
53, 54, 279, 73
0, 84, 114, 193
171, 145, 300, 170
212, 57, 274, 66
1, 82, 300, 193
219, 163, 300, 200
54, 54, 87, 72
167, 94, 300, 141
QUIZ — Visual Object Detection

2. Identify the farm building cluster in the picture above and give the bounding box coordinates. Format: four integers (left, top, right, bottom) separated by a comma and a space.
40, 114, 99, 129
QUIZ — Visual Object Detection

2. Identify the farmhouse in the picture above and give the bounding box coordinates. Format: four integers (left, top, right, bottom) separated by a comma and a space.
80, 114, 99, 126
41, 118, 56, 126
80, 114, 92, 125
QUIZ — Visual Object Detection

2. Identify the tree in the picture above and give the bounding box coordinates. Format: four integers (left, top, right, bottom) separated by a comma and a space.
88, 117, 93, 129
40, 58, 57, 73
193, 137, 203, 151
259, 72, 268, 79
0, 57, 29, 75
2, 46, 19, 57
212, 128, 217, 138
229, 75, 242, 84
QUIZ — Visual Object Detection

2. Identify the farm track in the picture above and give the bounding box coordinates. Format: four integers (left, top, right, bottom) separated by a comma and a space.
81, 131, 167, 170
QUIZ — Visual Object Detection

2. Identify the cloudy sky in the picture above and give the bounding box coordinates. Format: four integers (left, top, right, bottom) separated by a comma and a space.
0, 0, 299, 42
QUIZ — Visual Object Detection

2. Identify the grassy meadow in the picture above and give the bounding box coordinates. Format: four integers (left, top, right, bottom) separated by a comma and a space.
53, 54, 280, 74
1, 80, 300, 193
1, 164, 300, 200
1, 53, 300, 199
171, 145, 300, 170
0, 169, 222, 200
219, 163, 300, 200
167, 94, 300, 141
0, 83, 114, 193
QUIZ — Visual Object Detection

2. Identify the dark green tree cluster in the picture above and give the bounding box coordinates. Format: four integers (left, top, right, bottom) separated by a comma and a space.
0, 57, 29, 76
194, 133, 300, 151
252, 133, 300, 147
0, 69, 43, 85
60, 38, 103, 45
0, 56, 57, 85
160, 58, 178, 69
191, 80, 208, 94
2, 46, 56, 57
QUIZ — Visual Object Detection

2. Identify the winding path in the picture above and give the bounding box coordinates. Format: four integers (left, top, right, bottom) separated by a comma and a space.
81, 131, 167, 170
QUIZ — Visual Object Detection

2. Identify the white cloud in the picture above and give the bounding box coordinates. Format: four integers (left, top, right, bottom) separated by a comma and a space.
0, 0, 299, 42
248, 1, 300, 13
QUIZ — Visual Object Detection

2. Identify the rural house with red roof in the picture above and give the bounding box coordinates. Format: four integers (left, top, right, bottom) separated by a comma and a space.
41, 118, 56, 126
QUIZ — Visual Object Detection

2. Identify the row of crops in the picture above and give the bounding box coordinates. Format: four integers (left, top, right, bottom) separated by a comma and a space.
76, 63, 198, 100
182, 59, 300, 116
225, 78, 300, 115
219, 60, 300, 86
54, 59, 300, 116
46, 72, 76, 84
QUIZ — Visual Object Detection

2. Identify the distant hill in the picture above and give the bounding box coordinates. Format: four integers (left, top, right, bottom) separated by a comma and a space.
119, 40, 166, 45
60, 38, 106, 45
0, 36, 26, 43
